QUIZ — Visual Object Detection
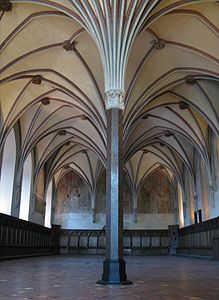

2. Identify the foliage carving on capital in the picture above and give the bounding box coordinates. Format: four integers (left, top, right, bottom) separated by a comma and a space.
105, 89, 125, 110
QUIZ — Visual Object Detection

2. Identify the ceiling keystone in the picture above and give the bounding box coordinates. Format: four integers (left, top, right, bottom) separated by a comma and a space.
63, 40, 76, 51
32, 75, 43, 85
58, 130, 67, 136
185, 75, 196, 85
41, 97, 50, 106
150, 39, 166, 50
179, 101, 189, 110
0, 0, 12, 11
165, 131, 173, 137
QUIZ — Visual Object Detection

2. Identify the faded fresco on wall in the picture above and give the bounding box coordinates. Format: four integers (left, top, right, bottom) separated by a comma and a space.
35, 194, 45, 215
96, 171, 132, 213
138, 170, 173, 213
55, 171, 91, 216
35, 169, 45, 215
55, 169, 173, 218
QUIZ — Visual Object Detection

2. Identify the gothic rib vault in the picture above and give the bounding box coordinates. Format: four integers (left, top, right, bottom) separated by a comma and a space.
0, 0, 219, 284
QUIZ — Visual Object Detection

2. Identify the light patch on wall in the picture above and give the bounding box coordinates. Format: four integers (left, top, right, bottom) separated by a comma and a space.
178, 183, 184, 228
45, 181, 52, 228
19, 154, 32, 221
0, 129, 16, 215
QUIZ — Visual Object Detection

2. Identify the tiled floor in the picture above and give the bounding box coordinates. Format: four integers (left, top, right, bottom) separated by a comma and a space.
0, 255, 219, 300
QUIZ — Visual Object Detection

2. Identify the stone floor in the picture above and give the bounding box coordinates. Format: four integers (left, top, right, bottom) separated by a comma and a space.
0, 255, 219, 300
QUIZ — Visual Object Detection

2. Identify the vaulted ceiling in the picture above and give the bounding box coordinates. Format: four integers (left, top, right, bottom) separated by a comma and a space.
0, 0, 219, 194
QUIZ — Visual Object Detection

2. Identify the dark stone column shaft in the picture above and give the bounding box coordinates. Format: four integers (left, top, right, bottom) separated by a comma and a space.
106, 108, 123, 260
97, 108, 132, 285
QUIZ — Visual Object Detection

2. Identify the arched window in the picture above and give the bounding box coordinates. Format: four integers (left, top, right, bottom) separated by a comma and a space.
19, 153, 32, 220
0, 129, 16, 215
44, 180, 53, 228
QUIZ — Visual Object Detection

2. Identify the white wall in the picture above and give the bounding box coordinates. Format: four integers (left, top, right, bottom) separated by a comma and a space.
53, 212, 176, 230
124, 213, 176, 230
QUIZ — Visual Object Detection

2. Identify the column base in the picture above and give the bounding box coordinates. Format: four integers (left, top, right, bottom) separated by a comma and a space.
96, 259, 133, 285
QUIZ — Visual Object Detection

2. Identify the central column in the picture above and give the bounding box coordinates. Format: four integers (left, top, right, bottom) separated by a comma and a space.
97, 90, 132, 285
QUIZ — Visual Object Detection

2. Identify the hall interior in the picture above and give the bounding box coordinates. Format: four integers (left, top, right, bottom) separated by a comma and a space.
0, 0, 219, 292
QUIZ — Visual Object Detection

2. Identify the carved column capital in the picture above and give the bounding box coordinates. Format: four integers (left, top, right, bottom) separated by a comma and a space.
105, 89, 125, 110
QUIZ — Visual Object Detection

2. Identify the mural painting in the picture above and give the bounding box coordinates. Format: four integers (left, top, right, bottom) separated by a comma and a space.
35, 169, 45, 215
35, 194, 45, 215
55, 171, 91, 217
138, 170, 173, 214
